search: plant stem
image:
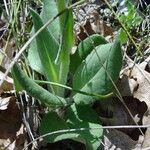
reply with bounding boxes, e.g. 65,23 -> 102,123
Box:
35,80 -> 113,99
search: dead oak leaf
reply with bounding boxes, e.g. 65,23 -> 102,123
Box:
129,65 -> 150,107
118,63 -> 150,107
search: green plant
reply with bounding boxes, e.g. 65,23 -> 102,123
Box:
117,0 -> 143,44
119,0 -> 143,30
11,0 -> 123,149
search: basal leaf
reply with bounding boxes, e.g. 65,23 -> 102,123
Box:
65,104 -> 103,150
28,30 -> 44,74
28,0 -> 60,74
28,1 -> 74,96
30,8 -> 59,93
39,112 -> 77,142
39,104 -> 103,150
77,34 -> 107,60
70,34 -> 107,73
56,0 -> 66,34
42,0 -> 60,41
73,43 -> 113,93
58,8 -> 74,96
73,40 -> 123,105
11,64 -> 67,107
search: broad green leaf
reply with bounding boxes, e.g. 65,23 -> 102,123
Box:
39,104 -> 103,150
77,34 -> 107,60
70,34 -> 107,73
65,104 -> 103,150
52,0 -> 74,95
73,43 -> 112,93
39,112 -> 77,142
28,0 -> 60,74
12,64 -> 67,107
28,30 -> 44,74
73,40 -> 123,105
28,1 -> 74,96
58,9 -> 74,96
30,8 -> 59,93
42,0 -> 60,41
56,0 -> 66,34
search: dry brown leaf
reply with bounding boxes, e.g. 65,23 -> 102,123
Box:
142,110 -> 150,148
104,129 -> 137,150
0,124 -> 25,150
94,97 -> 147,140
118,63 -> 150,106
130,67 -> 150,106
90,11 -> 114,37
76,19 -> 95,44
0,96 -> 23,150
118,61 -> 150,148
117,74 -> 138,96
1,38 -> 16,69
0,138 -> 15,150
0,96 -> 22,140
0,71 -> 13,94
15,124 -> 25,149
